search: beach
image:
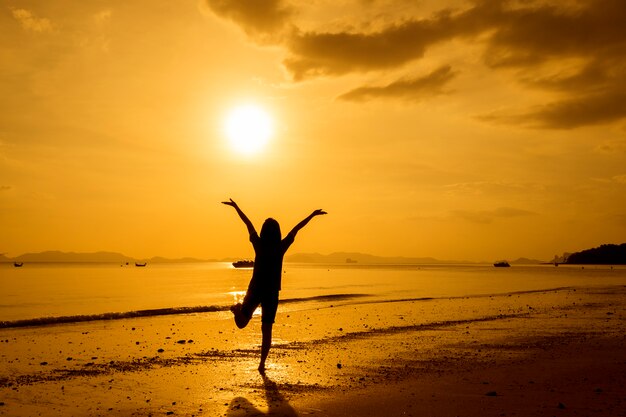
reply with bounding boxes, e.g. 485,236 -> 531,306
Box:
1,265 -> 625,416
5,0 -> 626,412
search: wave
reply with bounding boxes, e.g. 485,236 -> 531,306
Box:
0,293 -> 370,329
0,288 -> 573,329
0,306 -> 226,329
280,293 -> 369,304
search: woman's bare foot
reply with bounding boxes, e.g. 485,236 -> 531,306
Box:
230,303 -> 249,329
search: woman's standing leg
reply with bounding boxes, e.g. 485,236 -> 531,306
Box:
259,292 -> 278,373
259,322 -> 272,373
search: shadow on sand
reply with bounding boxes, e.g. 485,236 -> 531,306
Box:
226,374 -> 298,417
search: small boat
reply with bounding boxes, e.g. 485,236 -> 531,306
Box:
493,261 -> 510,267
13,262 -> 23,267
232,260 -> 254,268
135,262 -> 147,267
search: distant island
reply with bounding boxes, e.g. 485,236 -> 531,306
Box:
0,251 -> 214,264
1,250 -> 465,265
5,245 -> 623,265
286,252 -> 546,265
0,250 -> 547,265
564,243 -> 626,265
285,252 -> 452,264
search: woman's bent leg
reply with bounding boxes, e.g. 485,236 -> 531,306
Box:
232,292 -> 258,329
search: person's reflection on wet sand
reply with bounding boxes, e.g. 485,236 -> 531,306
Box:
225,374 -> 298,417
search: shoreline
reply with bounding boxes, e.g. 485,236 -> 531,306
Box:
0,284 -> 599,329
1,285 -> 625,416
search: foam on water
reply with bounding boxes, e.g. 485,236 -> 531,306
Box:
0,293 -> 368,328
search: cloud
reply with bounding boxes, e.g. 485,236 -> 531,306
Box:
480,89 -> 626,129
0,185 -> 11,192
205,0 -> 293,38
452,207 -> 537,224
279,2 -> 502,79
594,138 -> 626,154
11,8 -> 53,33
444,181 -> 545,197
284,15 -> 460,80
338,65 -> 455,102
612,175 -> 626,185
93,10 -> 112,24
480,1 -> 626,69
205,0 -> 626,128
475,0 -> 626,128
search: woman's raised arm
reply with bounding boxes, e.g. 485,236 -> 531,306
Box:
222,198 -> 257,237
286,209 -> 327,240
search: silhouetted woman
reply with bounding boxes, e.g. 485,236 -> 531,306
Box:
222,198 -> 326,372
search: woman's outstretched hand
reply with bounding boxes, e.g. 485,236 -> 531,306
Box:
287,209 -> 327,238
222,199 -> 256,234
222,198 -> 238,208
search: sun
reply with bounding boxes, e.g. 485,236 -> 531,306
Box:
224,104 -> 273,155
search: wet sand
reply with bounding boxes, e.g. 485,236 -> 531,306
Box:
1,285 -> 625,416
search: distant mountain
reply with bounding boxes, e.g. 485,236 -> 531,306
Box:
148,256 -> 215,263
509,257 -> 544,265
565,243 -> 626,264
0,250 -> 482,265
4,251 -> 213,263
12,251 -> 135,263
286,252 -> 468,264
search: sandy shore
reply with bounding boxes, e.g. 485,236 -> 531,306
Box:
1,284 -> 625,416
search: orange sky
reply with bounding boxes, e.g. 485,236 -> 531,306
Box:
1,0 -> 626,261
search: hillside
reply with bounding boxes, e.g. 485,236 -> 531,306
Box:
565,243 -> 626,264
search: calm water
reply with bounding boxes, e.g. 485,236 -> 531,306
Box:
1,262 -> 625,324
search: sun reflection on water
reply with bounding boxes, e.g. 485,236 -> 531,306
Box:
227,290 -> 263,317
228,290 -> 246,304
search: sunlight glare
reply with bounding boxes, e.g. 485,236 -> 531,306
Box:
224,105 -> 273,155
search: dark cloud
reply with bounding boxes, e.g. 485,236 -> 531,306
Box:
206,0 -> 626,128
519,60 -> 612,93
481,1 -> 626,68
338,65 -> 455,102
282,1 -> 626,78
474,1 -> 626,127
481,89 -> 626,129
281,3 -> 498,79
205,0 -> 293,38
0,185 -> 12,191
284,16 -> 460,80
452,207 -> 537,224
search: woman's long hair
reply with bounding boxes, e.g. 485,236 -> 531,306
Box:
260,218 -> 281,245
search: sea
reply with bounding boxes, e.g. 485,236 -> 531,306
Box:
1,262 -> 625,327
